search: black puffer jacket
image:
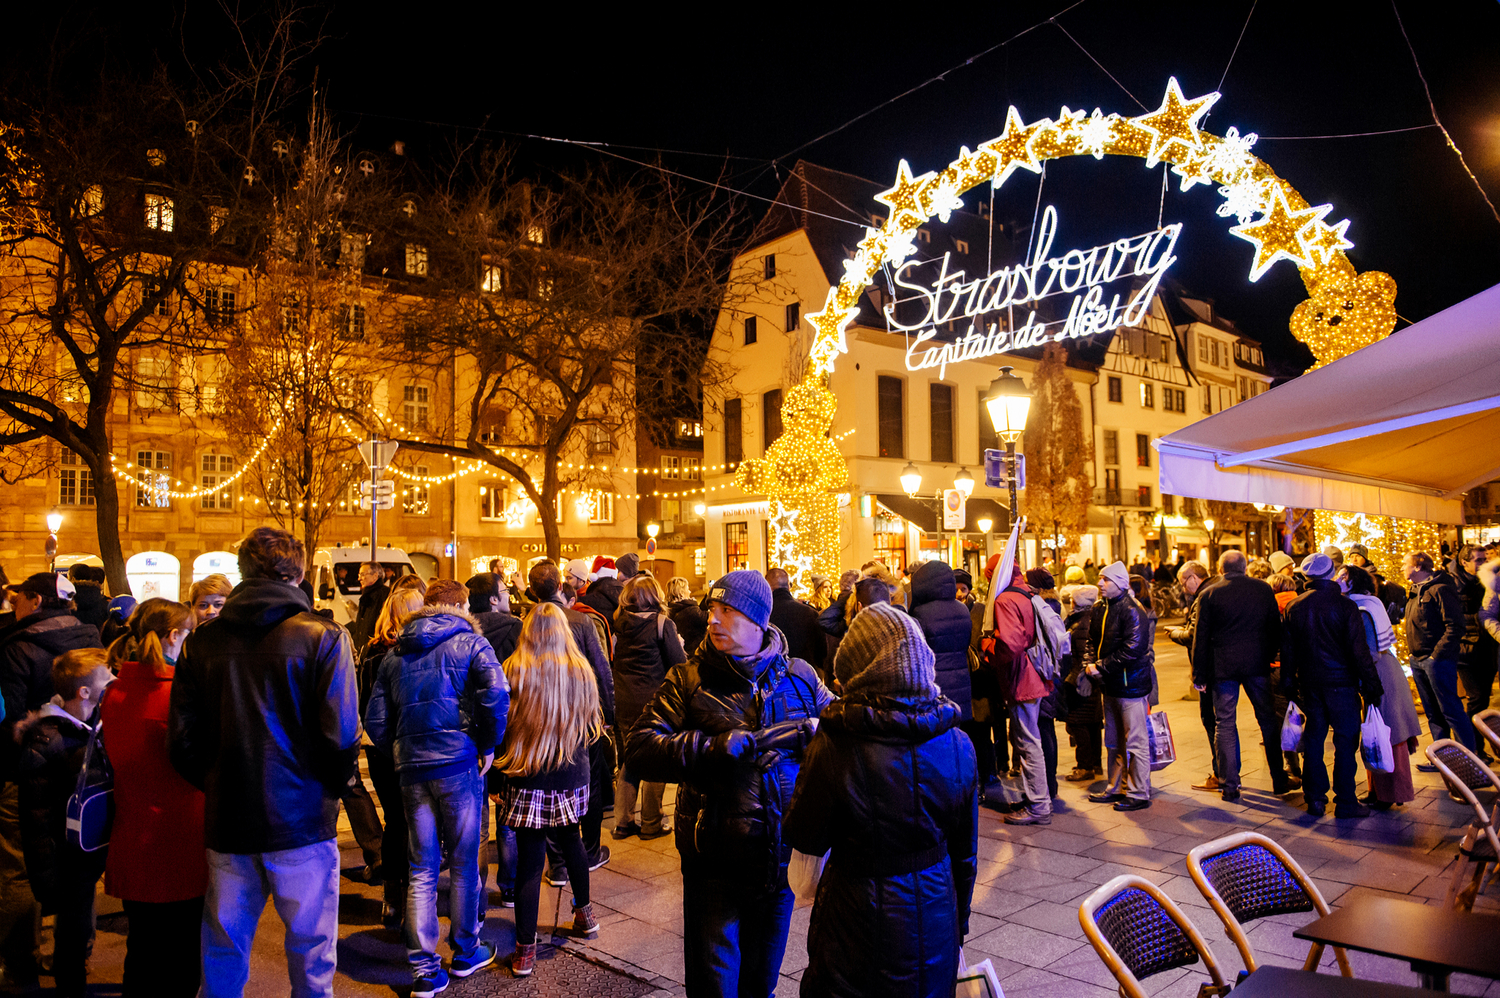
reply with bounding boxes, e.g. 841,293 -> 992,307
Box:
626,626 -> 833,888
70,582 -> 110,630
1404,571 -> 1464,663
169,578 -> 361,854
784,694 -> 977,998
668,598 -> 708,657
577,575 -> 623,619
908,561 -> 974,719
0,609 -> 103,776
1450,558 -> 1497,667
16,706 -> 103,911
611,610 -> 687,729
769,589 -> 827,677
1088,592 -> 1154,699
1281,579 -> 1382,702
365,607 -> 510,783
473,609 -> 523,664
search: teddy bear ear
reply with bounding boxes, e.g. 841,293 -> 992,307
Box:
1355,270 -> 1398,303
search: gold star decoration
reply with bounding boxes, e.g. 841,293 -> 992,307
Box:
1170,151 -> 1214,191
1129,76 -> 1220,168
1229,183 -> 1330,282
981,107 -> 1049,188
807,304 -> 856,355
874,159 -> 930,216
1303,217 -> 1354,266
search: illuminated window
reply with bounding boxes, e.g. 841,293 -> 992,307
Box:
1107,376 -> 1122,403
338,303 -> 366,341
200,453 -> 235,510
403,384 -> 429,429
955,239 -> 970,255
144,193 -> 174,232
58,450 -> 95,507
744,316 -> 757,345
675,419 -> 703,439
135,450 -> 171,508
587,491 -> 614,524
694,547 -> 706,577
724,521 -> 749,572
1103,430 -> 1118,466
209,206 -> 227,234
662,456 -> 681,480
479,483 -> 508,520
588,424 -> 613,455
1139,382 -> 1154,408
684,457 -> 701,480
79,186 -> 103,217
481,263 -> 503,294
1137,485 -> 1152,507
872,510 -> 907,576
403,467 -> 430,515
405,243 -> 428,277
135,356 -> 172,410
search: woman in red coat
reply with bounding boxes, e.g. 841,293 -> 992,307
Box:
100,598 -> 205,998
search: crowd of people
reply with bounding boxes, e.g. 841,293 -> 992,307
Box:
0,531 -> 1497,998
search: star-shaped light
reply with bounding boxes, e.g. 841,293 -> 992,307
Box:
1050,106 -> 1087,153
981,106 -> 1049,188
1129,76 -> 1220,167
1170,152 -> 1214,191
806,305 -> 855,356
808,336 -> 842,375
1229,183 -> 1328,282
875,159 -> 931,216
1303,217 -> 1354,266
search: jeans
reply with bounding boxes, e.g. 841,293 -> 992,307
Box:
1412,656 -> 1477,751
1212,676 -> 1286,794
682,875 -> 795,998
403,767 -> 483,977
1009,700 -> 1051,815
202,840 -> 340,998
1039,716 -> 1059,799
514,825 -> 590,945
1458,653 -> 1498,756
1299,685 -> 1363,807
1198,690 -> 1219,778
1103,695 -> 1151,801
123,896 -> 202,998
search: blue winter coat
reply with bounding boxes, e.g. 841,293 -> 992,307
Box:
908,561 -> 975,720
784,694 -> 978,998
365,607 -> 510,784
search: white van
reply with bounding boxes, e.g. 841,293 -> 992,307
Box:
311,545 -> 416,625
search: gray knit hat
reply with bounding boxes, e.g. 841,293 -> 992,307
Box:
834,602 -> 940,700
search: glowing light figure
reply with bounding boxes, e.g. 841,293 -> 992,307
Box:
1171,152 -> 1215,192
982,107 -> 1049,188
1304,217 -> 1355,266
1204,126 -> 1259,185
1216,176 -> 1273,224
1128,76 -> 1220,167
1228,183 -> 1329,282
1075,109 -> 1116,160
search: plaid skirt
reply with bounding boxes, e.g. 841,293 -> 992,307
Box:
496,784 -> 589,830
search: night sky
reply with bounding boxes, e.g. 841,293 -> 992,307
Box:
19,1 -> 1500,372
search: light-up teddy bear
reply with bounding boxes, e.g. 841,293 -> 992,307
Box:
735,379 -> 848,594
1290,270 -> 1398,369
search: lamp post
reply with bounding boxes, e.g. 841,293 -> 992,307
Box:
984,365 -> 1033,523
646,521 -> 660,539
1204,517 -> 1217,564
898,464 -> 984,566
45,508 -> 62,573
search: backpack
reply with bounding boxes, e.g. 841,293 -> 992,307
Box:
1026,594 -> 1072,683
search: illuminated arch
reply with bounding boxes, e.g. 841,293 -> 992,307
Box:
742,77 -> 1405,593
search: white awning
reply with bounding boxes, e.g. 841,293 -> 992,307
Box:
1155,282 -> 1500,526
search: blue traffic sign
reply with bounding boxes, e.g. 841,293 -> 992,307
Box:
984,449 -> 1026,489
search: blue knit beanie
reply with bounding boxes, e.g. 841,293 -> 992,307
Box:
707,570 -> 773,630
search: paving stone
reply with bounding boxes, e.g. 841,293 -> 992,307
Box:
966,921 -> 1085,969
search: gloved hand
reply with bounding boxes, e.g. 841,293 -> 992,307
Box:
756,718 -> 818,754
711,729 -> 755,763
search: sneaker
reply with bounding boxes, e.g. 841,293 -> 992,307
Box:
544,867 -> 569,887
1064,768 -> 1095,782
1190,774 -> 1221,792
588,846 -> 611,872
1004,808 -> 1052,825
511,942 -> 537,977
611,822 -> 641,840
451,941 -> 497,978
573,901 -> 600,938
412,968 -> 450,997
638,824 -> 673,841
499,886 -> 516,908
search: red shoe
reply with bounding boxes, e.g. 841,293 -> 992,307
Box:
511,942 -> 536,977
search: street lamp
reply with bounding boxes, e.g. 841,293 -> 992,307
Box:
953,467 -> 975,498
977,516 -> 993,534
45,507 -> 62,573
900,462 -> 923,497
646,521 -> 660,539
693,502 -> 706,517
984,365 -> 1032,519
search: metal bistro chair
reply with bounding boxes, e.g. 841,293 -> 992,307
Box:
1079,874 -> 1230,998
1425,738 -> 1500,911
1187,831 -> 1352,979
1471,708 -> 1500,760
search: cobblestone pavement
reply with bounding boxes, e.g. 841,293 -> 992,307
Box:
73,628 -> 1500,996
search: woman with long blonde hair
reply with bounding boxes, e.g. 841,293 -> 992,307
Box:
361,586 -> 426,927
495,603 -> 603,976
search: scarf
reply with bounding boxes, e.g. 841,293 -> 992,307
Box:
1349,592 -> 1396,653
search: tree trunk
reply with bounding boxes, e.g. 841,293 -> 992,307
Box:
93,461 -> 128,597
540,455 -> 562,563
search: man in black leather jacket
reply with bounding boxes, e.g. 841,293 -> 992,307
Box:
628,570 -> 832,998
1280,553 -> 1382,818
169,527 -> 361,998
1085,562 -> 1155,812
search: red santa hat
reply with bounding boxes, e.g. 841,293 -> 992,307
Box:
591,555 -> 617,579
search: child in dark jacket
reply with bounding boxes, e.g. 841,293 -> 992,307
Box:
16,647 -> 113,998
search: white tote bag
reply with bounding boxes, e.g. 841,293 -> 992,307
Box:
957,949 -> 1005,998
788,849 -> 828,901
1360,704 -> 1395,774
1281,703 -> 1306,753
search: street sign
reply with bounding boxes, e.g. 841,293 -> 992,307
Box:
942,489 -> 966,530
356,440 -> 400,469
983,449 -> 1026,489
646,537 -> 657,556
359,479 -> 396,496
358,495 -> 396,511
